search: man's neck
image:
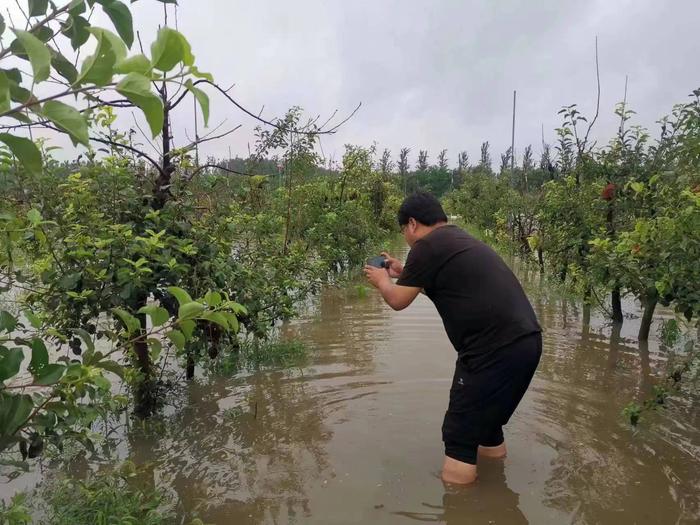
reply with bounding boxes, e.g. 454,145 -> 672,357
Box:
416,221 -> 448,238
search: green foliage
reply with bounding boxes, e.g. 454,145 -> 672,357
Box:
211,339 -> 310,375
659,318 -> 681,347
0,0 -> 212,171
0,493 -> 31,525
39,462 -> 172,525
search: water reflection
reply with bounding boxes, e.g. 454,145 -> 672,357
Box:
394,461 -> 527,524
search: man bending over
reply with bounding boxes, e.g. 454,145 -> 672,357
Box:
364,191 -> 542,484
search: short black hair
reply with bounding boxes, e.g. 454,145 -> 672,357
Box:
397,191 -> 448,226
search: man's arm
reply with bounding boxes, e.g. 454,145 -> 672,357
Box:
377,281 -> 422,310
363,265 -> 421,310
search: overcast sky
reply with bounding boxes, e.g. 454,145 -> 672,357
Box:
6,0 -> 700,168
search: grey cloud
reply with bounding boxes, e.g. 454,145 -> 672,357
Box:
5,0 -> 700,168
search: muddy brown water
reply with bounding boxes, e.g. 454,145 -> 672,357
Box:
3,256 -> 700,524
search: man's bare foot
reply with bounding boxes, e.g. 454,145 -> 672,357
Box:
441,456 -> 477,484
478,442 -> 507,459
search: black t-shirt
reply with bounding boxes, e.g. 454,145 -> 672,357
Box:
396,225 -> 541,359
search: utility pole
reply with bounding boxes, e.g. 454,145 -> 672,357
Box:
511,90 -> 516,175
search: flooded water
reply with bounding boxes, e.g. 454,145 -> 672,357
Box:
4,256 -> 700,524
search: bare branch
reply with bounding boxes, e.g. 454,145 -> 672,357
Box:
582,36 -> 601,152
187,163 -> 258,180
179,124 -> 242,152
190,79 -> 360,136
0,84 -> 114,119
0,2 -> 73,61
131,112 -> 162,157
89,135 -> 166,177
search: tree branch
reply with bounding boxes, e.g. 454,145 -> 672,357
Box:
180,124 -> 241,152
89,136 -> 166,177
187,163 -> 258,180
582,36 -> 601,152
186,79 -> 360,136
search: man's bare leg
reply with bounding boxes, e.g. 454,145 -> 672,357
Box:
478,442 -> 507,458
441,456 -> 477,484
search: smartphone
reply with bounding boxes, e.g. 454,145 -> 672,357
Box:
367,255 -> 388,268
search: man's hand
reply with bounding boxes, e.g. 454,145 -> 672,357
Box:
380,251 -> 403,278
363,264 -> 391,289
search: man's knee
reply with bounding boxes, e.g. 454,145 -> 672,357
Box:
441,455 -> 477,484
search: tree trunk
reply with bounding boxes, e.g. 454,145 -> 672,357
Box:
537,246 -> 544,273
207,323 -> 221,359
638,296 -> 657,341
186,352 -> 195,380
581,301 -> 591,340
606,198 -> 623,324
133,304 -> 155,417
611,287 -> 623,324
154,85 -> 174,210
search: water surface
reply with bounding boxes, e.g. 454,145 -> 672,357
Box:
4,257 -> 700,524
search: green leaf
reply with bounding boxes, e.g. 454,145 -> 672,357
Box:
185,79 -> 209,126
150,27 -> 193,72
179,319 -> 195,340
68,0 -> 86,16
221,312 -> 239,333
23,310 -> 41,329
42,100 -> 89,147
146,338 -> 162,361
75,28 -> 126,86
224,301 -> 248,315
200,311 -> 228,330
203,291 -> 222,307
28,0 -> 49,17
0,134 -> 42,176
115,54 -> 151,75
0,347 -> 24,382
0,71 -> 10,114
27,208 -> 42,225
115,72 -> 163,137
112,307 -> 140,335
11,30 -> 51,83
102,0 -> 133,48
178,301 -> 205,320
0,393 -> 32,437
50,49 -> 79,83
187,65 -> 213,82
0,14 -> 5,37
72,328 -> 95,354
0,311 -> 17,333
92,374 -> 111,391
34,364 -> 65,385
165,329 -> 185,350
166,286 -> 192,306
62,14 -> 90,50
137,305 -> 169,327
94,360 -> 124,379
28,338 -> 48,373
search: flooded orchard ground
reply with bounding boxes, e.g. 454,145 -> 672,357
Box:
5,257 -> 700,524
133,256 -> 699,524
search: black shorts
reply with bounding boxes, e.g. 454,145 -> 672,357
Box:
442,332 -> 542,465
